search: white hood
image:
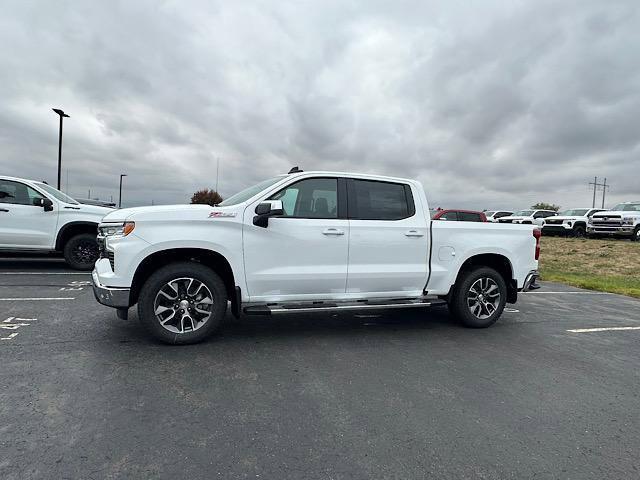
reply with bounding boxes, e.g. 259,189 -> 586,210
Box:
101,204 -> 236,223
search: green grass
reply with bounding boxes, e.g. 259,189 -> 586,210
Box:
539,237 -> 640,298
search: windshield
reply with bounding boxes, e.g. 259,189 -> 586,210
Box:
514,210 -> 533,216
218,176 -> 285,206
35,182 -> 79,204
611,203 -> 640,212
559,209 -> 589,216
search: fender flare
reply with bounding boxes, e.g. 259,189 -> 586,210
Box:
55,221 -> 99,251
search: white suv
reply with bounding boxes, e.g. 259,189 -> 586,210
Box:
498,209 -> 557,226
0,176 -> 113,269
542,208 -> 604,237
588,202 -> 640,241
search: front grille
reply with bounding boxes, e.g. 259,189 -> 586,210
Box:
499,219 -> 513,223
545,219 -> 563,225
107,251 -> 115,271
591,220 -> 623,227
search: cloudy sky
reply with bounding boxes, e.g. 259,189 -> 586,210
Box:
1,0 -> 638,210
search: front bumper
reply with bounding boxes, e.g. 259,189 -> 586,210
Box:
587,226 -> 634,236
542,224 -> 571,234
92,270 -> 130,308
521,270 -> 539,291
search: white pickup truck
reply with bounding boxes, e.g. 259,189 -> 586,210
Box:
0,176 -> 112,269
92,170 -> 540,344
587,201 -> 640,240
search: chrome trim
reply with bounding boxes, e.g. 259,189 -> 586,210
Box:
521,270 -> 539,291
92,270 -> 130,308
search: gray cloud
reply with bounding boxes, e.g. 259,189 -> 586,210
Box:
0,0 -> 638,210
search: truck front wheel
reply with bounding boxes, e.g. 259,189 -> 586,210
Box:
63,233 -> 100,270
448,267 -> 507,328
137,262 -> 227,344
632,226 -> 640,242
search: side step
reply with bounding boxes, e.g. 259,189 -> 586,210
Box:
243,297 -> 447,316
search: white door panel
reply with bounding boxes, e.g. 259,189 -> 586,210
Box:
0,204 -> 58,248
243,217 -> 349,300
347,219 -> 428,294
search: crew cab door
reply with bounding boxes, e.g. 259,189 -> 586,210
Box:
346,179 -> 429,296
243,177 -> 349,301
0,179 -> 58,249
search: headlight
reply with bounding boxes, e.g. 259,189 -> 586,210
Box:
622,217 -> 634,225
98,221 -> 135,237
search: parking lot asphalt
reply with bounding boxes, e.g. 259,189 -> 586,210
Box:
1,258 -> 639,479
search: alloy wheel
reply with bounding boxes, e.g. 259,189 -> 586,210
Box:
467,277 -> 501,319
153,277 -> 214,334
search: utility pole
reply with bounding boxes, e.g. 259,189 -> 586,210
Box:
589,176 -> 598,208
215,157 -> 220,193
52,109 -> 70,190
119,174 -> 127,208
588,177 -> 610,208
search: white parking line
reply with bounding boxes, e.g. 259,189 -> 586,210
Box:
528,291 -> 610,295
567,326 -> 640,333
0,297 -> 75,301
0,272 -> 90,275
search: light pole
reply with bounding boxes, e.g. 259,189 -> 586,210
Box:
52,108 -> 70,190
119,174 -> 127,208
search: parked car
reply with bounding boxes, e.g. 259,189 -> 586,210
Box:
484,210 -> 513,223
0,176 -> 111,269
498,209 -> 557,226
431,209 -> 487,222
92,169 -> 540,344
542,208 -> 604,237
587,201 -> 640,241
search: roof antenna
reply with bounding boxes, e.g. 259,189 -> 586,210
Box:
288,166 -> 303,174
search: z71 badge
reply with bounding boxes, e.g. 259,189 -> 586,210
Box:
209,211 -> 236,218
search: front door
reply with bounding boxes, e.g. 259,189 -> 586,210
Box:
346,179 -> 429,297
243,177 -> 349,301
0,179 -> 58,249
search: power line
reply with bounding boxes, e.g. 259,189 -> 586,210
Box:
588,177 -> 610,208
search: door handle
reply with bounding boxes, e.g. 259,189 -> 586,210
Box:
322,228 -> 345,236
405,230 -> 424,237
0,208 -> 8,212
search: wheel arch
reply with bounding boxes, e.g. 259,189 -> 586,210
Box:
130,248 -> 239,317
55,221 -> 99,251
451,253 -> 517,303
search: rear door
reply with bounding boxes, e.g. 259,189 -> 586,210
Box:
346,179 -> 428,296
0,179 -> 58,249
243,177 -> 349,301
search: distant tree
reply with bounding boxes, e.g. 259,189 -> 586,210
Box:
531,202 -> 560,212
191,189 -> 223,206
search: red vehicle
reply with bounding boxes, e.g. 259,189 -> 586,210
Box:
430,209 -> 487,222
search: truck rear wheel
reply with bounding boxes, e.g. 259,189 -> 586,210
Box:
137,262 -> 227,345
448,267 -> 507,328
632,226 -> 640,242
63,233 -> 99,270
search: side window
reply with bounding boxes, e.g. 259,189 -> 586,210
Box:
496,212 -> 511,219
544,212 -> 556,218
458,212 -> 481,222
439,211 -> 458,221
0,180 -> 42,206
349,180 -> 413,221
268,178 -> 338,218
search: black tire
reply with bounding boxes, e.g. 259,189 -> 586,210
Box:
632,226 -> 640,242
572,225 -> 586,238
63,233 -> 99,270
448,266 -> 507,328
137,262 -> 227,345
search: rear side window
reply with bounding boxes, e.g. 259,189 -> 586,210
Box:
348,179 -> 414,220
458,212 -> 482,222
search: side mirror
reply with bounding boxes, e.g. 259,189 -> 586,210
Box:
33,197 -> 54,212
253,200 -> 284,228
